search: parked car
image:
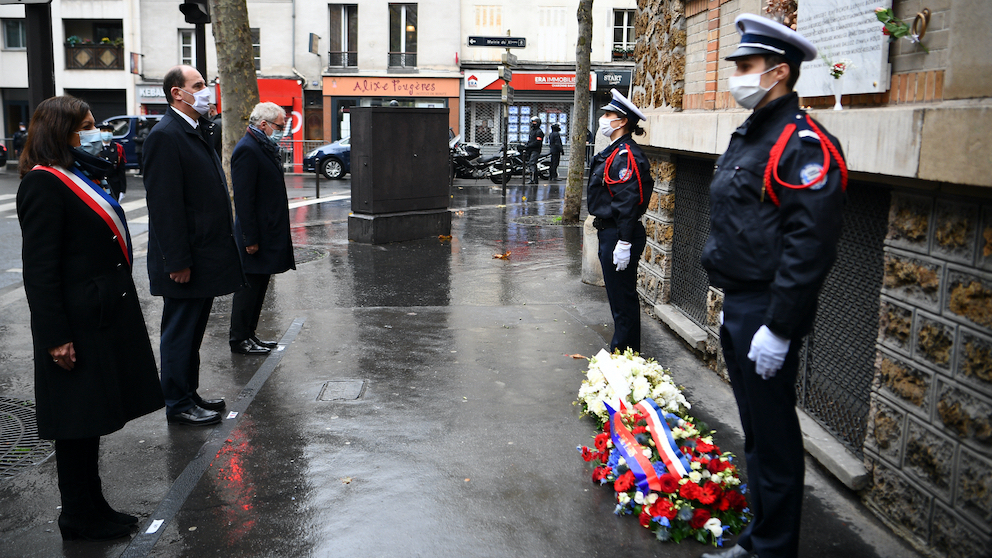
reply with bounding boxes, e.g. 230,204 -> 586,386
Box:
303,137 -> 351,179
0,142 -> 7,167
99,114 -> 162,169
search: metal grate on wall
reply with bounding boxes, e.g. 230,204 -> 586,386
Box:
669,156 -> 715,327
797,181 -> 891,458
0,397 -> 54,478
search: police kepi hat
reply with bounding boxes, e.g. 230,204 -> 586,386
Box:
726,13 -> 817,64
600,88 -> 646,122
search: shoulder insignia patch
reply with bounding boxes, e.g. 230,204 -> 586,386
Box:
619,168 -> 632,181
800,163 -> 827,190
797,129 -> 820,142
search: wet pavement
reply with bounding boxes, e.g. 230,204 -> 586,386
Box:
0,170 -> 921,558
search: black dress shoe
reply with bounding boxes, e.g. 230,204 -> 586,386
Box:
231,339 -> 271,355
192,393 -> 226,411
167,405 -> 221,426
700,544 -> 753,558
59,513 -> 132,541
250,335 -> 278,349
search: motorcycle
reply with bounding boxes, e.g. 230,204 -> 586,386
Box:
449,135 -> 490,179
487,143 -> 551,184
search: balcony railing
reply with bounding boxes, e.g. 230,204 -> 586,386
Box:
388,52 -> 417,68
66,44 -> 124,70
327,51 -> 358,68
611,49 -> 635,62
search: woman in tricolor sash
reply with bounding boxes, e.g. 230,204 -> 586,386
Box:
16,96 -> 164,541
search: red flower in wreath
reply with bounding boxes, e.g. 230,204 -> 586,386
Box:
658,473 -> 680,494
581,447 -> 595,462
695,440 -> 719,454
594,433 -> 610,451
725,490 -> 748,512
708,458 -> 731,474
689,508 -> 711,529
651,498 -> 678,520
632,425 -> 648,435
614,470 -> 635,493
698,481 -> 722,505
715,495 -> 731,511
639,510 -> 653,528
592,466 -> 612,483
679,481 -> 702,501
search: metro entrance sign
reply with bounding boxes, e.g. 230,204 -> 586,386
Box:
468,36 -> 527,48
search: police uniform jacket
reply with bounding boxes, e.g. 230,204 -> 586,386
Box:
701,92 -> 846,340
100,142 -> 128,198
17,166 -> 164,440
231,129 -> 296,275
549,130 -> 564,154
587,134 -> 654,242
525,125 -> 545,155
143,109 -> 246,299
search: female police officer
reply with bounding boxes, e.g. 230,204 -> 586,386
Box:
587,89 -> 653,354
699,14 -> 847,558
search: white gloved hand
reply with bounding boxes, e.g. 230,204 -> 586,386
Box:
612,240 -> 632,271
118,192 -> 125,203
747,325 -> 790,380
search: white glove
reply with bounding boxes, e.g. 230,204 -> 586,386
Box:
747,325 -> 790,380
118,192 -> 125,203
612,240 -> 632,271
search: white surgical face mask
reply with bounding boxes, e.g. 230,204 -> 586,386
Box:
76,129 -> 103,155
598,116 -> 620,138
728,64 -> 783,110
180,87 -> 211,116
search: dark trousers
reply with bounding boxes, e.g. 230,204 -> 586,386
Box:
550,151 -> 561,179
527,151 -> 540,182
230,273 -> 270,343
721,290 -> 804,558
55,437 -> 100,515
597,223 -> 646,353
160,296 -> 214,415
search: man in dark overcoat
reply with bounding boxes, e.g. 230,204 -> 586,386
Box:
143,65 -> 246,426
229,101 -> 296,353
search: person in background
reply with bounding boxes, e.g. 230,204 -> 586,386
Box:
548,123 -> 563,181
208,103 -> 222,158
134,119 -> 151,175
98,124 -> 127,202
143,65 -> 246,427
587,89 -> 653,354
698,14 -> 847,558
16,96 -> 164,541
229,102 -> 296,355
524,116 -> 545,184
12,121 -> 28,157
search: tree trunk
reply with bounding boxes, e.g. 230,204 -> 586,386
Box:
563,0 -> 593,224
209,0 -> 259,192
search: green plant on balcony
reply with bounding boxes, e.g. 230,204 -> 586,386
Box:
66,35 -> 82,46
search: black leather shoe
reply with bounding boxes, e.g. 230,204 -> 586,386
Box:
167,405 -> 221,426
231,339 -> 271,355
700,545 -> 753,558
59,513 -> 132,541
250,336 -> 278,349
192,393 -> 226,411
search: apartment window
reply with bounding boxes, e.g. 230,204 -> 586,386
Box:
328,5 -> 358,67
179,29 -> 195,66
388,3 -> 417,68
613,9 -> 635,60
251,28 -> 260,72
537,7 -> 566,62
3,19 -> 26,50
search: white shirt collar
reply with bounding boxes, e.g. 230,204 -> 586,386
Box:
171,105 -> 199,129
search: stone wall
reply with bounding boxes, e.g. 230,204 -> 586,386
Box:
864,190 -> 992,557
631,0 -> 687,111
637,154 -> 676,308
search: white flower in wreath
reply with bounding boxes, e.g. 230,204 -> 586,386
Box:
618,492 -> 631,505
688,471 -> 702,483
646,493 -> 659,505
586,367 -> 605,385
631,376 -> 651,402
634,491 -> 645,504
704,518 -> 723,538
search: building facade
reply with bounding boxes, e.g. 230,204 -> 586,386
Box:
631,0 -> 992,556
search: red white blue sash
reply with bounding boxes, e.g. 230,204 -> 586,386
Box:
35,165 -> 132,266
635,399 -> 691,478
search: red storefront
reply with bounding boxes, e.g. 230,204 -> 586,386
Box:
216,78 -> 305,171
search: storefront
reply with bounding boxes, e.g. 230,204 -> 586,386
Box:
462,71 -> 595,153
321,76 -> 460,142
137,84 -> 168,115
592,69 -> 632,110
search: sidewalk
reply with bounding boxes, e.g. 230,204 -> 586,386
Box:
0,178 -> 922,558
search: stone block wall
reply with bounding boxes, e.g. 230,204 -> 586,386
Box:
631,0 -> 687,111
864,190 -> 992,557
637,154 -> 677,307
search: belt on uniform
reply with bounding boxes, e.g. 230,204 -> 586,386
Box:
593,217 -> 616,230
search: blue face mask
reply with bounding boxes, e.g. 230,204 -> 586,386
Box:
77,129 -> 103,155
268,129 -> 285,144
100,131 -> 113,143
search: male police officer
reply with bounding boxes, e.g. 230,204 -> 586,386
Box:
699,14 -> 847,558
524,116 -> 545,183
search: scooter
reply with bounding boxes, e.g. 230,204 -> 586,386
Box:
487,143 -> 551,184
449,135 -> 490,179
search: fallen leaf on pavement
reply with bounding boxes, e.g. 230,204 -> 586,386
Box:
493,251 -> 511,260
568,354 -> 588,359
340,477 -> 352,484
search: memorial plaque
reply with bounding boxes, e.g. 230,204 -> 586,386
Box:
795,0 -> 891,97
